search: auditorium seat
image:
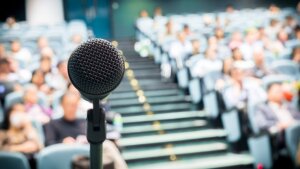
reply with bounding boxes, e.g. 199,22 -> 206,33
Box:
0,152 -> 31,169
36,144 -> 89,169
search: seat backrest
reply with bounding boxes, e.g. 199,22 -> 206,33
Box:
4,91 -> 49,109
248,135 -> 273,169
4,92 -> 23,109
188,78 -> 202,104
285,123 -> 300,164
0,152 -> 31,169
221,110 -> 241,142
37,144 -> 89,169
270,60 -> 300,78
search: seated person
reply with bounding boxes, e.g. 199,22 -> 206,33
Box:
291,46 -> 300,65
0,58 -> 16,106
255,83 -> 300,133
0,103 -> 42,154
23,85 -> 52,124
44,92 -> 127,168
44,92 -> 86,146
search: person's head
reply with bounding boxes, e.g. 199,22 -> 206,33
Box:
31,69 -> 46,87
226,4 -> 234,13
37,36 -> 48,50
140,10 -> 149,18
231,31 -> 242,41
57,60 -> 68,79
165,20 -> 174,33
183,24 -> 191,35
6,17 -> 16,28
267,83 -> 284,104
2,103 -> 29,130
269,4 -> 280,13
191,39 -> 200,51
277,29 -> 288,42
253,49 -> 265,66
61,92 -> 80,121
270,19 -> 279,27
222,57 -> 233,75
23,85 -> 39,105
0,44 -> 6,58
229,63 -> 244,82
285,15 -> 296,27
71,34 -> 82,44
10,40 -> 21,53
0,58 -> 10,75
154,7 -> 162,16
205,47 -> 217,60
177,31 -> 186,43
294,25 -> 300,39
39,56 -> 52,73
292,46 -> 300,63
232,48 -> 243,61
215,27 -> 224,40
208,36 -> 218,48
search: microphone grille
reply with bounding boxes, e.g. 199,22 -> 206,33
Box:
68,38 -> 125,99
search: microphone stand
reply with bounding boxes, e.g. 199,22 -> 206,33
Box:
87,100 -> 106,169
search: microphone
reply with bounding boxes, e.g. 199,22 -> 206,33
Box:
68,38 -> 125,101
67,38 -> 125,169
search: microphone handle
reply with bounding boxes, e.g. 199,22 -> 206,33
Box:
90,143 -> 103,169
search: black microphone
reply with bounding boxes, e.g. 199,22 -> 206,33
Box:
67,38 -> 125,169
68,38 -> 125,101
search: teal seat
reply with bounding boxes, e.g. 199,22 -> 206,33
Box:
36,144 -> 89,169
221,110 -> 241,142
285,123 -> 300,165
176,68 -> 189,89
203,91 -> 219,118
248,135 -> 273,169
270,60 -> 300,79
188,78 -> 202,104
0,151 -> 31,169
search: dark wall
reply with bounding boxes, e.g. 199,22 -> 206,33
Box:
64,0 -> 111,38
0,0 -> 25,21
111,0 -> 297,39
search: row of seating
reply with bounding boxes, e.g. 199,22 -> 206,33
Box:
135,6 -> 300,169
0,144 -> 89,169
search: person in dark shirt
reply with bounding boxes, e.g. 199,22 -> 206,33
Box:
44,92 -> 86,146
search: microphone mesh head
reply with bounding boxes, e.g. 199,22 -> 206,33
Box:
68,38 -> 125,100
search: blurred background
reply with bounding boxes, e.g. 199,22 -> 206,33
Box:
0,0 -> 300,169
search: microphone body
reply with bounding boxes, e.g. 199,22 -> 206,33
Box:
67,38 -> 125,169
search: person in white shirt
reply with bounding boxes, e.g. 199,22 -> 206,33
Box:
9,40 -> 32,69
169,31 -> 192,69
192,47 -> 222,78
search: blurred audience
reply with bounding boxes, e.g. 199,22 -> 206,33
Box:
0,104 -> 42,154
44,92 -> 85,146
255,83 -> 300,133
23,85 -> 52,124
9,40 -> 32,69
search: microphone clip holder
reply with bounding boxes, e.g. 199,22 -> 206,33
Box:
87,99 -> 106,144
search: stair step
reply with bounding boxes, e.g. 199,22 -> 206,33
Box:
129,153 -> 253,169
112,102 -> 192,116
109,89 -> 181,100
129,64 -> 159,70
120,129 -> 226,148
114,83 -> 178,92
110,95 -> 188,108
122,111 -> 205,124
123,141 -> 228,162
122,120 -> 207,137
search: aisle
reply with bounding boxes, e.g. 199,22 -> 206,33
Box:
108,40 -> 253,169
